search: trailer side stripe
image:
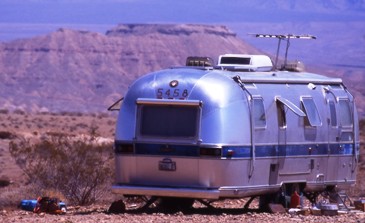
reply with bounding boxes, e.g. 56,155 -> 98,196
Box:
116,143 -> 355,158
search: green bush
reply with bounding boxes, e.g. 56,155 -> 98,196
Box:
9,132 -> 114,206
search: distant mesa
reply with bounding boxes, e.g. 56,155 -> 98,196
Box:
0,24 -> 259,113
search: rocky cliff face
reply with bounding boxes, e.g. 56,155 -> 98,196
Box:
0,24 -> 261,113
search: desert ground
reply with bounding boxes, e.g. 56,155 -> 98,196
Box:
1,111 -> 365,222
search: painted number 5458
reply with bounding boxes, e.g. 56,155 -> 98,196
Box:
156,88 -> 188,98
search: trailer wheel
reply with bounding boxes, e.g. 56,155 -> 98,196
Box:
108,199 -> 126,214
158,197 -> 195,211
259,194 -> 277,212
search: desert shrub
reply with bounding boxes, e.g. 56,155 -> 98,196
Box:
0,185 -> 34,208
60,111 -> 84,117
38,111 -> 50,115
60,111 -> 69,116
13,109 -> 25,115
0,178 -> 10,187
76,122 -> 89,129
9,132 -> 114,206
0,109 -> 9,114
0,131 -> 15,139
107,120 -> 116,125
97,113 -> 109,119
360,119 -> 365,132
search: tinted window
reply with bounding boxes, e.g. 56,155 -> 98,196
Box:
329,101 -> 337,127
340,132 -> 353,141
277,101 -> 286,128
140,105 -> 199,138
302,98 -> 321,127
338,99 -> 352,127
253,98 -> 266,128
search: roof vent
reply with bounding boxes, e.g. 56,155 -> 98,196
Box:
186,56 -> 214,67
217,54 -> 273,72
281,60 -> 305,72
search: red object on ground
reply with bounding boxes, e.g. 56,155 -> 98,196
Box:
290,191 -> 300,208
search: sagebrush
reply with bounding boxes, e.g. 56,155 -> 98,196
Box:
9,132 -> 114,205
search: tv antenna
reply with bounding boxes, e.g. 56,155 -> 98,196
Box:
250,34 -> 316,70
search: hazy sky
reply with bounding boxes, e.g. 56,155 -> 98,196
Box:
1,0 -> 364,27
0,0 -> 365,24
1,0 -> 364,66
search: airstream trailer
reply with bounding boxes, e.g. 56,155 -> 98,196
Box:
110,35 -> 359,210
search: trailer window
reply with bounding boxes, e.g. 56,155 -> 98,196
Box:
276,97 -> 306,128
338,99 -> 352,127
253,98 -> 266,128
329,100 -> 337,127
139,105 -> 199,138
276,97 -> 306,117
301,97 -> 321,127
340,132 -> 353,141
277,101 -> 286,128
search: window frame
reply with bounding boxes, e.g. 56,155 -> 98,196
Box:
135,99 -> 202,143
276,100 -> 287,128
301,97 -> 322,127
338,98 -> 353,128
252,96 -> 267,129
275,96 -> 306,129
328,100 -> 337,127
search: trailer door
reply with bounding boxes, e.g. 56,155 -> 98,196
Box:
275,97 -> 306,179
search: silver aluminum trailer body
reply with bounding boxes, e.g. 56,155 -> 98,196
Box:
112,66 -> 359,201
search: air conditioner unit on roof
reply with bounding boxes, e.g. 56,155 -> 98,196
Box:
217,54 -> 273,72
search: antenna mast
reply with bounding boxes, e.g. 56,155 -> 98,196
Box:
252,34 -> 316,70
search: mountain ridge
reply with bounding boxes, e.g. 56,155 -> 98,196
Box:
0,24 -> 263,113
0,23 -> 364,117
